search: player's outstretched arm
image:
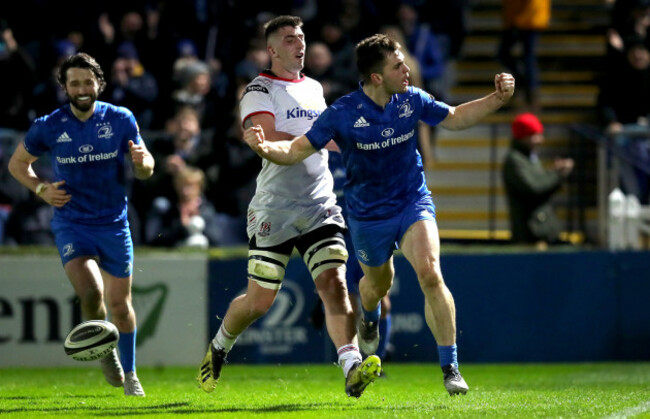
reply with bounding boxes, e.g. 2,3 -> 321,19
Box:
244,125 -> 317,165
439,73 -> 515,131
129,140 -> 155,180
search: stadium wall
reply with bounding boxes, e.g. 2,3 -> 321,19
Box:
0,254 -> 208,367
1,250 -> 648,366
209,250 -> 650,364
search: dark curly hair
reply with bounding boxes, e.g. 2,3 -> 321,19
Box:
57,52 -> 106,95
356,34 -> 402,83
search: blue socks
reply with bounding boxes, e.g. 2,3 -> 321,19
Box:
437,344 -> 458,368
362,302 -> 381,323
377,314 -> 392,359
118,329 -> 136,373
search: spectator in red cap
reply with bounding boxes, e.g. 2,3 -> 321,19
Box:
502,113 -> 574,246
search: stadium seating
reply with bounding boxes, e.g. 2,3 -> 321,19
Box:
431,0 -> 610,243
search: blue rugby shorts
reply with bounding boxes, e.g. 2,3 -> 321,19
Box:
51,218 -> 134,278
347,196 -> 436,267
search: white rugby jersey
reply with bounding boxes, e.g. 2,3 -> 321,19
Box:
240,71 -> 335,209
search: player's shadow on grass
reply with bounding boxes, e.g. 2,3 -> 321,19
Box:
1,400 -> 450,416
0,403 -> 191,416
101,403 -> 446,415
91,405 -> 392,416
0,394 -> 108,401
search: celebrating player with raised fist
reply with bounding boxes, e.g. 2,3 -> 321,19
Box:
244,33 -> 514,396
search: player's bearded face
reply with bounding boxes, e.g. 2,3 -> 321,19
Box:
67,89 -> 98,112
64,68 -> 99,112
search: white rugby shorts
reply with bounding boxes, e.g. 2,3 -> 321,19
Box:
247,201 -> 346,248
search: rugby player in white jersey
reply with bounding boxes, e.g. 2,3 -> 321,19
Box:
197,15 -> 380,398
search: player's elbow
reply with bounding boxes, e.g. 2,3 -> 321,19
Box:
440,113 -> 467,131
7,156 -> 27,181
7,158 -> 18,179
439,108 -> 462,131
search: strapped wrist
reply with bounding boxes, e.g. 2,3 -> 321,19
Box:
35,182 -> 47,197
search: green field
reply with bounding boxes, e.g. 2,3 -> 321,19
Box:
2,363 -> 650,418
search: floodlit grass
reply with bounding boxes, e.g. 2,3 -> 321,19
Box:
1,363 -> 650,418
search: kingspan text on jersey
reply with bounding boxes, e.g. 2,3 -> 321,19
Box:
286,107 -> 322,120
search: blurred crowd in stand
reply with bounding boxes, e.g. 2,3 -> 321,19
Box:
3,0 -> 649,247
600,0 -> 650,204
0,0 -> 468,247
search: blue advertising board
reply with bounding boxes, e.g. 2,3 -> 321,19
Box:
208,250 -> 650,364
207,256 -> 439,364
208,258 -> 335,364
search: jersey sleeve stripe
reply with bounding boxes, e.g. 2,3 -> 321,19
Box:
242,111 -> 275,128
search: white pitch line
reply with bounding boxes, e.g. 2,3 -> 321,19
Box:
603,401 -> 650,419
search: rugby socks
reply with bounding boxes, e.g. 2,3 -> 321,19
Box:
212,324 -> 238,352
361,301 -> 381,323
337,344 -> 363,377
377,314 -> 392,359
438,344 -> 458,368
118,329 -> 136,373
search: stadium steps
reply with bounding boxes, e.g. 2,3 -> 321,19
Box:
430,0 -> 609,242
451,85 -> 598,109
461,34 -> 606,58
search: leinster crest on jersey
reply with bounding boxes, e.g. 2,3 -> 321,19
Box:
97,122 -> 114,139
398,102 -> 413,118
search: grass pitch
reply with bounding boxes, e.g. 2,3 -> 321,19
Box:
1,363 -> 650,418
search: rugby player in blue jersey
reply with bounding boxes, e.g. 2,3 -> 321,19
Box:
326,150 -> 393,360
244,34 -> 515,396
8,53 -> 154,396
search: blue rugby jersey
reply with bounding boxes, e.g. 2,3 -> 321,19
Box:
328,149 -> 347,210
306,86 -> 449,220
24,101 -> 142,224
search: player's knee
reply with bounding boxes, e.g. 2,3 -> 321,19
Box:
361,273 -> 392,298
247,250 -> 290,291
246,296 -> 275,319
316,274 -> 352,315
418,267 -> 445,292
106,299 -> 132,321
315,270 -> 348,299
77,286 -> 103,310
376,280 -> 393,297
303,236 -> 348,280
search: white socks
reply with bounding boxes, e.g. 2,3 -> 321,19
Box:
212,324 -> 238,352
337,344 -> 362,377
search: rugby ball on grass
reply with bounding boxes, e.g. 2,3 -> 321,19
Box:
64,320 -> 119,361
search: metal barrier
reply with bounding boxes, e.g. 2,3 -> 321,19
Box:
571,123 -> 650,248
